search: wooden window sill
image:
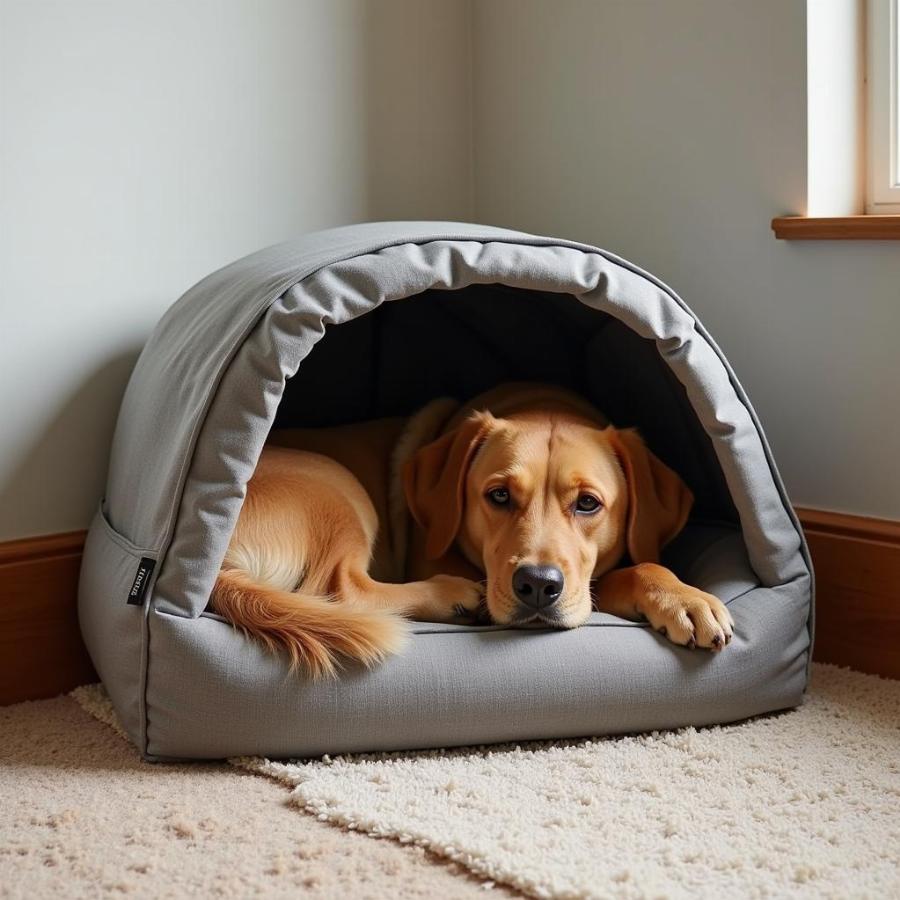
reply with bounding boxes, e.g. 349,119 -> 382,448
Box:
772,215 -> 900,240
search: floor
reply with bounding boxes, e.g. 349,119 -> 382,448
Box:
0,695 -> 515,899
4,670 -> 898,899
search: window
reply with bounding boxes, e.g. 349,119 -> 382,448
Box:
868,0 -> 900,212
774,1 -> 900,236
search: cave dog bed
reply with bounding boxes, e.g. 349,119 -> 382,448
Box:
78,222 -> 813,761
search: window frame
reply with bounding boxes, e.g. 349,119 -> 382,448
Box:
867,0 -> 900,213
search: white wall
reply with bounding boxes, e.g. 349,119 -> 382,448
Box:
0,0 -> 471,540
472,0 -> 900,519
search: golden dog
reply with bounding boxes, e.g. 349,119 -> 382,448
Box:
212,384 -> 733,676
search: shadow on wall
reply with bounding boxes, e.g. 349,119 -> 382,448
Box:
0,348 -> 143,541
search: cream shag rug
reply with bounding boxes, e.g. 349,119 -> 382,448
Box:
74,664 -> 900,899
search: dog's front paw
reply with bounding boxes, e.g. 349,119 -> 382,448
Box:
423,575 -> 488,624
645,586 -> 734,652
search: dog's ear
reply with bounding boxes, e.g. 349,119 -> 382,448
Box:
403,413 -> 493,560
609,428 -> 693,564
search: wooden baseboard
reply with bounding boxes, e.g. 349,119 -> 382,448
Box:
795,507 -> 900,680
0,507 -> 896,706
0,529 -> 95,705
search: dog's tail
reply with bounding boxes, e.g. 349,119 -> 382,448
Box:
211,568 -> 408,678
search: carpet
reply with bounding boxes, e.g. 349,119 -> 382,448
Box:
73,664 -> 900,899
0,694 -> 512,899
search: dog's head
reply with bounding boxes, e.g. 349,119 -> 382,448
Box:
404,412 -> 692,628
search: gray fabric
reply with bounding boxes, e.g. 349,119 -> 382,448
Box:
105,224 -> 530,552
77,221 -> 813,760
151,532 -> 808,759
78,507 -> 148,744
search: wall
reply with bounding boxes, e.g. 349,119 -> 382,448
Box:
472,0 -> 900,519
0,0 -> 471,540
3,0 -> 898,541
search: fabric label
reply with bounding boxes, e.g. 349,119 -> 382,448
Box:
127,557 -> 156,606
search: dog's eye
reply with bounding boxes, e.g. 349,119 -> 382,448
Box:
575,494 -> 602,514
486,487 -> 510,507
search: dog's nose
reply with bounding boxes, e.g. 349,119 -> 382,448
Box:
512,565 -> 564,609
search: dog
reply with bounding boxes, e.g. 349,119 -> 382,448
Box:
211,383 -> 733,676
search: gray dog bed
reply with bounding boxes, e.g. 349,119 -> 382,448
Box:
78,221 -> 813,761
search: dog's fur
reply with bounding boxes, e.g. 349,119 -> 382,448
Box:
211,384 -> 733,676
